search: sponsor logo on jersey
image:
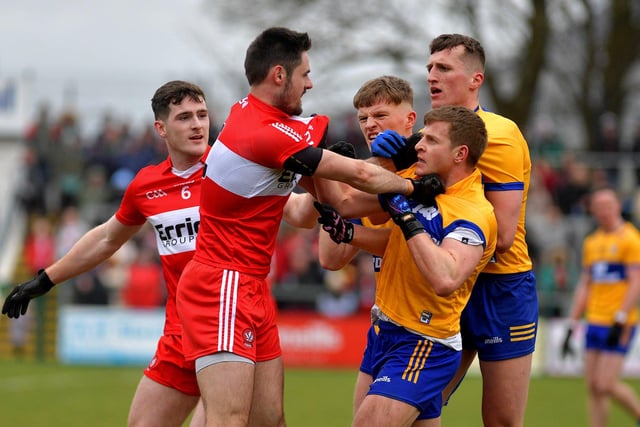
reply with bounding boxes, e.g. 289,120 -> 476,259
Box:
277,170 -> 297,190
146,189 -> 168,199
148,207 -> 200,256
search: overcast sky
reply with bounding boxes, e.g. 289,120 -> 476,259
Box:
0,0 -> 217,135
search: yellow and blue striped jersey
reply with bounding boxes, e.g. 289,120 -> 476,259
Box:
583,222 -> 640,325
477,107 -> 532,274
376,169 -> 497,340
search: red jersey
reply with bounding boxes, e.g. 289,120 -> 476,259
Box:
115,157 -> 204,335
194,94 -> 329,277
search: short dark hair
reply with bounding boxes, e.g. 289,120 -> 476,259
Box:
352,75 -> 414,109
151,80 -> 206,120
429,34 -> 485,71
423,106 -> 487,166
244,27 -> 312,86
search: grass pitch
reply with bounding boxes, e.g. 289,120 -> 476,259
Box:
1,360 -> 639,426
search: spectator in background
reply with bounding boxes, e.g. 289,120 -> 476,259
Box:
554,154 -> 592,216
562,186 -> 640,427
316,262 -> 359,317
49,110 -> 84,211
275,225 -> 324,290
71,268 -> 110,305
21,104 -> 54,215
121,245 -> 165,308
23,216 -> 56,276
77,165 -> 114,226
54,206 -> 90,304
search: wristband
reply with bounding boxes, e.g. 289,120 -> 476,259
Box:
614,311 -> 628,324
396,212 -> 425,241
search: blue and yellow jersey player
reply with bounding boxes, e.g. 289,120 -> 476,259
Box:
563,187 -> 640,426
310,75 -> 422,414
371,33 -> 537,426
316,105 -> 498,425
428,34 -> 537,427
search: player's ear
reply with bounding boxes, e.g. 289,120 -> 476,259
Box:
154,120 -> 166,138
454,145 -> 469,163
470,71 -> 484,89
271,65 -> 286,85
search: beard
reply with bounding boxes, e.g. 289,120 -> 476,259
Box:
274,79 -> 303,116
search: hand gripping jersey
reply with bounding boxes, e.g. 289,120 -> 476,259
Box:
583,222 -> 640,326
375,169 -> 497,346
195,94 -> 329,276
476,107 -> 532,274
115,158 -> 204,335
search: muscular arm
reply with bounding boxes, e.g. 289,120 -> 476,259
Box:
313,149 -> 412,200
406,235 -> 484,297
45,215 -> 142,284
485,189 -> 522,252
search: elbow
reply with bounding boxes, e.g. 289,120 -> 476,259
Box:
318,256 -> 347,271
433,279 -> 458,297
496,235 -> 515,253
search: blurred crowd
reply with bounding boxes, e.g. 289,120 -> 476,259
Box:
14,104 -> 640,318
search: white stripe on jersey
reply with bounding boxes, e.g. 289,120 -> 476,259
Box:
205,141 -> 302,197
218,269 -> 239,352
147,207 -> 200,256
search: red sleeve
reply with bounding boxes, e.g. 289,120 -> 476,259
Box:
114,174 -> 146,226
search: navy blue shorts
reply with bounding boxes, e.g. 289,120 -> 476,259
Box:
363,321 -> 461,420
359,324 -> 378,376
460,271 -> 538,361
585,324 -> 636,354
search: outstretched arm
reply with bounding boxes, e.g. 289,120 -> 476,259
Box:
3,215 -> 141,318
46,215 -> 142,283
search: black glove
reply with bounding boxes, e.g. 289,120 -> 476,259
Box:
379,193 -> 425,240
371,130 -> 420,170
561,327 -> 574,359
408,174 -> 445,207
328,141 -> 357,159
314,201 -> 354,244
2,269 -> 55,319
606,322 -> 624,347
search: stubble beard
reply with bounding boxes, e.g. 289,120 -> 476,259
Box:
275,80 -> 303,116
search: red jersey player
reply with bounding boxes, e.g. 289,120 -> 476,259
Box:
3,80 -> 208,427
176,27 -> 442,427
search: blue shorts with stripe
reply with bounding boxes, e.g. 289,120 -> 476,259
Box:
585,324 -> 637,354
361,320 -> 460,420
461,270 -> 538,361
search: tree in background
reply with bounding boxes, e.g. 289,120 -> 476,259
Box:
199,0 -> 640,150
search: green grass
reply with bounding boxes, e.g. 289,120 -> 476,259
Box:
1,360 -> 639,426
